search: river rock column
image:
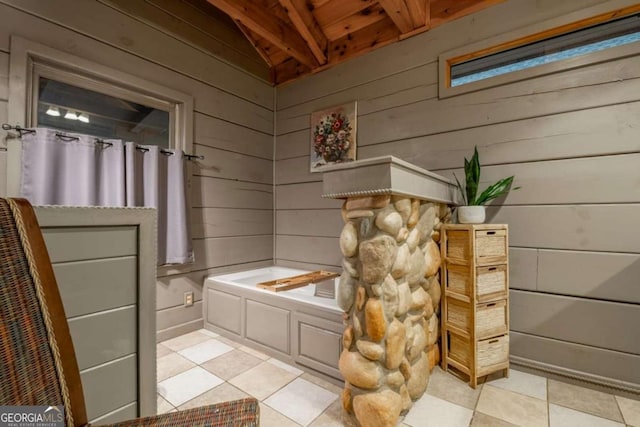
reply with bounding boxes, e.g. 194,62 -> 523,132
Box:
337,195 -> 451,427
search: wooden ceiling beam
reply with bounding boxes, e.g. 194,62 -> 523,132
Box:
273,57 -> 310,85
323,4 -> 387,41
278,0 -> 328,64
314,0 -> 375,27
234,21 -> 274,67
325,16 -> 400,66
405,0 -> 427,29
425,0 -> 431,28
378,0 -> 414,33
207,0 -> 319,68
398,0 -> 430,39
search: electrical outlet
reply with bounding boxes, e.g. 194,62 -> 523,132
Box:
184,291 -> 194,307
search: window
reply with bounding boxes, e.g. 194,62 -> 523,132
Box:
439,5 -> 640,97
451,14 -> 640,87
37,76 -> 171,147
7,37 -> 193,196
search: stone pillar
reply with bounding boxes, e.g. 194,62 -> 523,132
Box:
337,195 -> 451,427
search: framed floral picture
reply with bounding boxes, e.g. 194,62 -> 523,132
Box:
310,102 -> 357,172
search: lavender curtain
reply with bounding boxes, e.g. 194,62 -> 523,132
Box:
125,143 -> 193,265
20,128 -> 125,206
20,128 -> 193,265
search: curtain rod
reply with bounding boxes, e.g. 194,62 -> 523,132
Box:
1,123 -> 204,160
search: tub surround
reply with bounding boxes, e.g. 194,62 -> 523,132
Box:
204,267 -> 344,383
322,156 -> 457,427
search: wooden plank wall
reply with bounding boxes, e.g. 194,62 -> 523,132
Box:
0,0 -> 275,341
274,0 -> 640,389
43,225 -> 139,423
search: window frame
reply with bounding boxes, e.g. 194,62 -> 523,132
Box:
7,36 -> 194,197
438,4 -> 640,99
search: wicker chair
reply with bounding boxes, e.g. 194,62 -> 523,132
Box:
0,198 -> 259,426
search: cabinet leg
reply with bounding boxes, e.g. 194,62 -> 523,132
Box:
504,367 -> 510,378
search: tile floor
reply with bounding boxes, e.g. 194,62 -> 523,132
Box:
156,329 -> 640,426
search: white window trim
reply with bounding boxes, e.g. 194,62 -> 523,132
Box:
438,2 -> 640,99
7,36 -> 194,196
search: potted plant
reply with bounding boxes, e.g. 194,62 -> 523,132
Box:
454,146 -> 519,224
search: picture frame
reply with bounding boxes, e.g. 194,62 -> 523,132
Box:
309,102 -> 357,172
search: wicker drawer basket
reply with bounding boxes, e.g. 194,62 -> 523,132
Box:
476,300 -> 508,339
477,335 -> 509,376
445,227 -> 507,266
475,229 -> 507,263
448,331 -> 471,367
447,332 -> 510,378
446,298 -> 508,339
476,265 -> 508,302
446,298 -> 471,333
444,264 -> 507,302
445,230 -> 471,260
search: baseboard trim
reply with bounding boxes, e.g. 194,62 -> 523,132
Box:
156,318 -> 203,343
510,355 -> 640,397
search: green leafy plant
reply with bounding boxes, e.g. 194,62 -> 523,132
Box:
453,146 -> 519,205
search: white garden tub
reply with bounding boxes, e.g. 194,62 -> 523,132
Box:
213,266 -> 341,310
204,266 -> 344,382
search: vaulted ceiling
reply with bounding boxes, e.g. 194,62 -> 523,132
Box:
206,0 -> 505,84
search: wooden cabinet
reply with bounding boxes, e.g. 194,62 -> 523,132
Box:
441,224 -> 510,388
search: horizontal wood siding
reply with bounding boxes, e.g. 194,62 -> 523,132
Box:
276,209 -> 342,238
90,403 -> 137,426
192,208 -> 272,239
0,0 -> 275,339
80,355 -> 137,421
510,290 -> 640,355
486,205 -> 640,253
157,301 -> 203,331
42,227 -> 137,263
53,257 -> 137,318
508,248 -> 537,292
69,306 -> 137,370
537,250 -> 640,303
274,0 -> 640,388
276,235 -> 341,268
510,332 -> 640,387
41,222 -> 141,422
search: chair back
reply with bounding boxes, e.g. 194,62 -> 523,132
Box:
0,198 -> 88,426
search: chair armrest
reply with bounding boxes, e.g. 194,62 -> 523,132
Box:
93,398 -> 259,427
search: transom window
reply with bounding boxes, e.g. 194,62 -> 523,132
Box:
439,6 -> 640,98
37,77 -> 171,147
450,13 -> 640,88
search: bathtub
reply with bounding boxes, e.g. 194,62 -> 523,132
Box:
214,266 -> 341,310
204,267 -> 344,383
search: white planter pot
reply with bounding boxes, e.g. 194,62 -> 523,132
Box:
458,206 -> 486,224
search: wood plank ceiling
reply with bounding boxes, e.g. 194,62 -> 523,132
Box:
206,0 -> 505,85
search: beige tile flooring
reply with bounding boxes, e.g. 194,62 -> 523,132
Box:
156,330 -> 640,426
